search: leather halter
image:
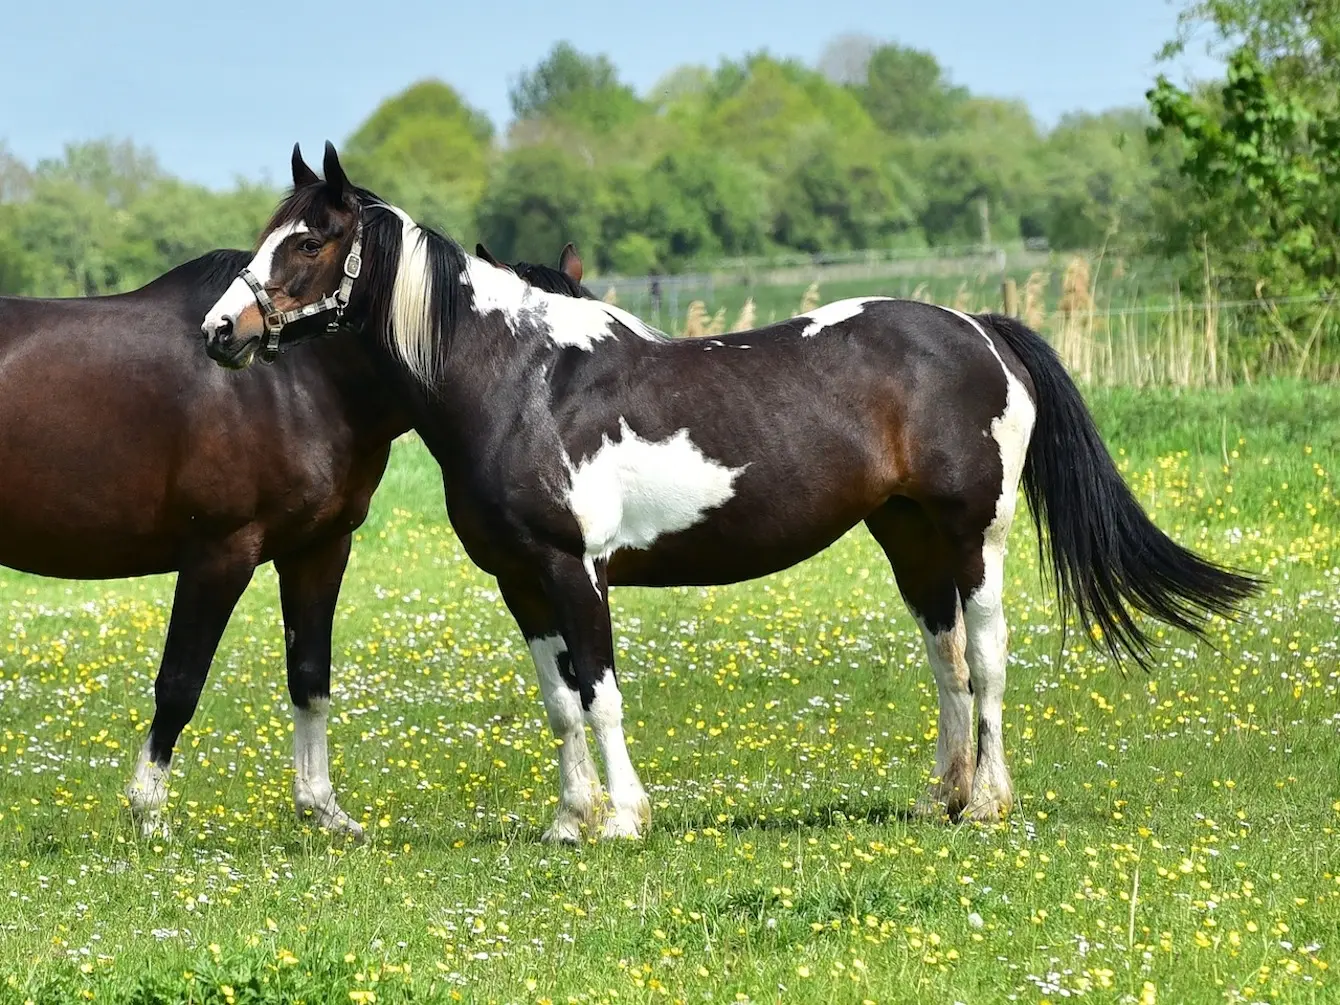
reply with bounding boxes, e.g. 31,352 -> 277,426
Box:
238,218 -> 364,363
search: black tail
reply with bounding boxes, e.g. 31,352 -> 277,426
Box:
980,313 -> 1261,665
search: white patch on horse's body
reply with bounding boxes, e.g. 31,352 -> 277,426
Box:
587,669 -> 650,838
461,256 -> 666,352
529,635 -> 603,842
202,221 -> 310,329
292,698 -> 363,839
565,419 -> 746,560
125,740 -> 170,836
935,305 -> 1037,820
797,297 -> 894,337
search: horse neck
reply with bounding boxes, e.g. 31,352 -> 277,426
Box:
302,332 -> 414,445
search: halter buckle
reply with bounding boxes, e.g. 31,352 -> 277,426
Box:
263,310 -> 284,334
344,251 -> 362,279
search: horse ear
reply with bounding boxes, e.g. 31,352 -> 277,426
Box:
291,143 -> 320,188
475,243 -> 502,267
559,243 -> 583,283
322,141 -> 348,202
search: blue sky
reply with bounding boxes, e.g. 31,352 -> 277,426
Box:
1,0 -> 1220,190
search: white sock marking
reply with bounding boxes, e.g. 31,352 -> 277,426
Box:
935,305 -> 1036,817
293,698 -> 336,814
913,612 -> 974,804
529,635 -> 602,838
587,669 -> 649,837
126,740 -> 169,813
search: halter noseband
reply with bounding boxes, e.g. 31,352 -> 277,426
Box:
238,217 -> 364,363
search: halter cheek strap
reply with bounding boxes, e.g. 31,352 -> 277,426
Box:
238,219 -> 364,363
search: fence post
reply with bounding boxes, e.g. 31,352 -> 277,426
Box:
1001,278 -> 1019,316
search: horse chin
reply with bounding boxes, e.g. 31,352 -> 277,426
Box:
205,336 -> 260,371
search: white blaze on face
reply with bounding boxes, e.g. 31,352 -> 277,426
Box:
202,221 -> 310,330
796,297 -> 895,337
566,419 -> 746,560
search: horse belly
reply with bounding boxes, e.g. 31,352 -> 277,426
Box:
0,396 -> 183,578
592,434 -> 890,588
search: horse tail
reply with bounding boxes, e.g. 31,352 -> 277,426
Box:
979,313 -> 1261,664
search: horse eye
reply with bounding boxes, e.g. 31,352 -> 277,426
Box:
298,238 -> 322,255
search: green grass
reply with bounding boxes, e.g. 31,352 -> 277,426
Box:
1,384 -> 1337,1003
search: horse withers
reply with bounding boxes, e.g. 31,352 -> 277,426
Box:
1,157 -> 408,839
201,143 -> 1259,840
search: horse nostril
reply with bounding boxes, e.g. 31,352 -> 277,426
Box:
215,318 -> 235,347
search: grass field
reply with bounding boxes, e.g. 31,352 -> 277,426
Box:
1,383 -> 1337,1004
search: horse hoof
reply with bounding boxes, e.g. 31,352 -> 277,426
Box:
961,791 -> 1012,823
131,810 -> 171,841
541,817 -> 585,844
600,813 -> 645,840
298,804 -> 366,843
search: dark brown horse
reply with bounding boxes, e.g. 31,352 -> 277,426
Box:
2,181 -> 408,839
202,145 -> 1259,841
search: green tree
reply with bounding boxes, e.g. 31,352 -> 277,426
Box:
773,136 -> 920,252
914,98 -> 1046,244
1149,49 -> 1340,298
1037,109 -> 1157,250
860,44 -> 967,137
0,205 -> 32,294
342,79 -> 494,235
475,145 -> 601,264
510,42 -> 644,133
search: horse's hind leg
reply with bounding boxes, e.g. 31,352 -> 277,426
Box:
954,500 -> 1017,822
276,534 -> 363,841
865,498 -> 974,819
126,542 -> 257,838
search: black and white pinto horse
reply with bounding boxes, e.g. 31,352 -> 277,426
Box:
200,144 -> 1258,840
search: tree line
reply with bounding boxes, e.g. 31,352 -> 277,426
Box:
2,0 -> 1335,325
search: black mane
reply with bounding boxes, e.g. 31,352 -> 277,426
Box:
511,261 -> 597,300
138,249 -> 254,306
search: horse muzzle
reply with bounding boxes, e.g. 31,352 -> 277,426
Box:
202,317 -> 261,370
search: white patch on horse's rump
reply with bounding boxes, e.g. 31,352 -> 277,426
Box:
935,307 -> 1035,542
566,419 -> 746,559
203,221 -> 310,329
797,297 -> 894,337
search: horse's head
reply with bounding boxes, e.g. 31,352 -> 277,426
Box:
477,242 -> 596,300
202,142 -> 366,369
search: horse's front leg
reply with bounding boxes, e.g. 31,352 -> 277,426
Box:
498,573 -> 606,843
127,540 -> 257,838
277,536 -> 364,841
540,553 -> 650,841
